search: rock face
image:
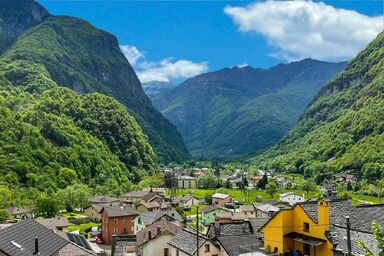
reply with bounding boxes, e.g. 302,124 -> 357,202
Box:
143,81 -> 178,97
152,60 -> 346,157
252,32 -> 384,177
0,0 -> 49,54
0,1 -> 190,162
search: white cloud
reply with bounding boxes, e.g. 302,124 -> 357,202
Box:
120,45 -> 207,83
224,1 -> 383,61
120,45 -> 144,66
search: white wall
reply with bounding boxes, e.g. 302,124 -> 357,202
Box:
143,234 -> 173,256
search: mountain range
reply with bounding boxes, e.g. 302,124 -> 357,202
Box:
252,32 -> 384,181
152,60 -> 346,157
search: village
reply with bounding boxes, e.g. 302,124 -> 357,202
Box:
0,166 -> 383,256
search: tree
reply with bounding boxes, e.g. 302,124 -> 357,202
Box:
35,194 -> 59,218
0,209 -> 11,223
301,179 -> 317,196
266,178 -> 279,199
358,221 -> 384,255
197,172 -> 220,189
257,173 -> 268,190
374,180 -> 384,203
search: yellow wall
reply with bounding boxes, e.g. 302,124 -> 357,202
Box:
261,199 -> 333,256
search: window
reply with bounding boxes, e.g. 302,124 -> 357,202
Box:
303,243 -> 310,255
176,250 -> 179,256
138,217 -> 142,225
303,222 -> 310,232
113,228 -> 117,234
164,248 -> 169,256
114,218 -> 118,225
123,228 -> 127,234
205,244 -> 210,252
123,218 -> 126,224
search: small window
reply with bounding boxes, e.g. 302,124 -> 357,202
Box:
176,250 -> 180,256
113,228 -> 117,234
164,248 -> 169,256
303,222 -> 310,232
114,218 -> 118,224
123,218 -> 126,224
205,244 -> 210,252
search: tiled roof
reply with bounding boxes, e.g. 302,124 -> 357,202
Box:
0,219 -> 68,256
102,205 -> 139,217
212,193 -> 230,199
167,228 -> 207,255
136,220 -> 181,246
89,195 -> 119,204
37,217 -> 69,230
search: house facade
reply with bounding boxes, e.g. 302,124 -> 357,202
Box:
211,193 -> 232,207
202,205 -> 231,226
100,206 -> 139,244
279,192 -> 305,205
177,176 -> 196,189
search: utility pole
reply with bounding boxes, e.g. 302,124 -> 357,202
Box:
346,215 -> 352,256
196,205 -> 199,256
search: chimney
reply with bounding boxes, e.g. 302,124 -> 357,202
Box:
317,199 -> 330,230
33,237 -> 39,255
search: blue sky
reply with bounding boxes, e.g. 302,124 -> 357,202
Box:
38,0 -> 383,83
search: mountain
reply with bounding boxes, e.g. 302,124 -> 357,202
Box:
152,60 -> 346,157
1,5 -> 190,162
143,81 -> 178,97
252,32 -> 384,181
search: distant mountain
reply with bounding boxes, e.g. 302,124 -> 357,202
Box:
252,32 -> 384,179
1,6 -> 190,162
152,59 -> 346,157
143,81 -> 178,97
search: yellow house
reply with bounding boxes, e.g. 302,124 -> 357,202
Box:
260,199 -> 332,256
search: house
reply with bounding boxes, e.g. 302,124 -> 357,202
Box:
37,217 -> 69,231
260,199 -> 384,256
238,205 -> 256,218
176,195 -> 199,207
100,205 -> 139,244
137,202 -> 161,212
211,193 -> 232,207
279,192 -> 305,205
139,210 -> 184,228
119,191 -> 162,205
206,221 -> 262,255
167,228 -> 220,256
254,203 -> 280,218
177,176 -> 196,189
142,187 -> 166,196
136,220 -> 182,256
265,200 -> 292,210
249,218 -> 270,239
6,207 -> 30,219
201,205 -> 231,226
89,195 -> 120,205
84,202 -> 120,222
215,212 -> 249,223
0,219 -> 95,256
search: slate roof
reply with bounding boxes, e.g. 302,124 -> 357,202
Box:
102,205 -> 139,217
167,228 -> 207,255
136,220 -> 181,246
202,205 -> 230,214
120,190 -> 150,198
141,202 -> 161,209
239,205 -> 255,212
139,210 -> 183,226
255,203 -> 280,212
6,207 -> 28,215
89,195 -> 119,204
177,175 -> 195,180
37,217 -> 69,230
249,218 -> 270,233
176,195 -> 197,203
142,187 -> 166,194
217,235 -> 260,256
216,212 -> 249,221
0,219 -> 93,256
212,193 -> 231,199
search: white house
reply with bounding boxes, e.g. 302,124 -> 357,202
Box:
279,192 -> 305,205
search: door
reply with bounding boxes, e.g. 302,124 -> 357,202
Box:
303,243 -> 310,256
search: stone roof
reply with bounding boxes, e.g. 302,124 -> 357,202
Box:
167,228 -> 207,255
254,203 -> 280,213
136,220 -> 181,246
102,205 -> 139,217
0,219 -> 94,256
216,212 -> 249,221
6,207 -> 29,215
202,205 -> 230,214
239,205 -> 255,212
89,195 -> 119,204
177,175 -> 195,180
249,218 -> 270,232
141,202 -> 161,209
212,193 -> 231,199
120,190 -> 150,198
142,187 -> 166,194
37,217 -> 69,230
217,235 -> 260,256
142,193 -> 160,202
139,210 -> 183,226
176,195 -> 198,203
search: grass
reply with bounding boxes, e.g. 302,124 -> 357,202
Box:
62,211 -> 100,236
351,194 -> 383,205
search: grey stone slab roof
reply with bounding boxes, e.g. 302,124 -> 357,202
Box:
102,205 -> 139,217
141,202 -> 161,209
0,219 -> 68,256
249,218 -> 270,232
89,195 -> 119,204
202,205 -> 230,214
57,242 -> 95,256
167,228 -> 207,255
140,210 -> 183,226
6,207 -> 29,215
217,235 -> 260,256
330,225 -> 379,255
136,220 -> 181,246
120,190 -> 150,198
37,217 -> 69,230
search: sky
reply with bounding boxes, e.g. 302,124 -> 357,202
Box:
38,0 -> 384,83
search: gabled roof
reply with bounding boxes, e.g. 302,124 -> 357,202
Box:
6,207 -> 28,215
239,205 -> 255,212
120,190 -> 150,198
139,210 -> 183,226
176,195 -> 198,202
212,193 -> 231,199
136,220 -> 181,246
0,219 -> 94,256
37,217 -> 69,230
254,203 -> 280,212
167,228 -> 208,255
140,202 -> 161,209
102,205 -> 139,217
202,205 -> 230,214
89,195 -> 119,204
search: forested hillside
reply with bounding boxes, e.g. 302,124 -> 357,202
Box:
253,32 -> 384,181
1,2 -> 190,162
152,60 -> 346,157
